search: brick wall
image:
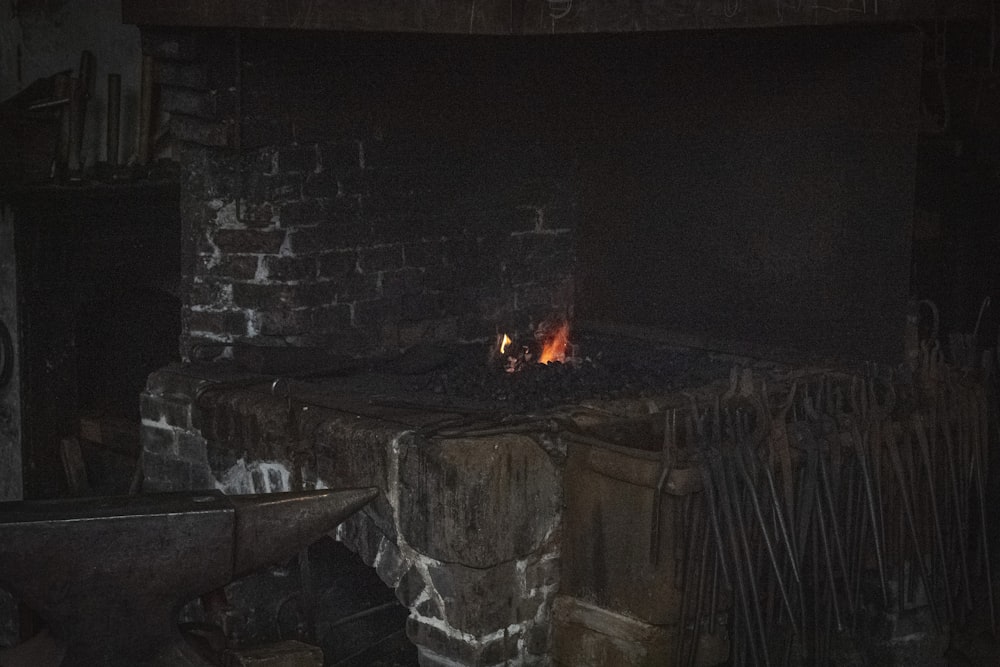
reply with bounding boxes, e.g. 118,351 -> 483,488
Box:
143,29 -> 577,360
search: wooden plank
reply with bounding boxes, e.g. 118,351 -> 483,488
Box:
123,0 -> 991,33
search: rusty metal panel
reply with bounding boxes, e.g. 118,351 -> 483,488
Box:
561,440 -> 688,625
122,0 -> 989,32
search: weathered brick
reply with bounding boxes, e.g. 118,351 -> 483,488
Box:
140,423 -> 177,456
373,539 -> 408,588
322,195 -> 364,228
336,270 -> 380,301
319,141 -> 362,175
302,169 -> 338,199
511,233 -> 574,279
479,630 -> 522,665
186,309 -> 249,337
170,114 -> 231,147
193,226 -> 217,256
337,168 -> 368,198
241,173 -> 302,206
277,145 -> 317,173
394,566 -> 426,608
140,394 -> 192,429
407,619 -> 496,667
144,366 -> 209,398
280,199 -> 326,228
539,205 -> 575,232
354,298 -> 401,329
188,279 -> 232,309
240,116 -> 293,150
188,462 -> 218,491
401,293 -> 444,321
359,245 -> 404,273
380,268 -> 424,297
286,223 -> 369,255
516,592 -> 544,624
509,205 -> 543,233
176,430 -> 208,463
514,283 -> 557,310
231,283 -> 334,311
261,255 -> 316,282
310,305 -> 353,331
403,240 -> 447,268
472,292 -> 515,322
524,623 -> 551,656
316,250 -> 357,280
414,597 -> 443,622
195,254 -> 259,281
236,202 -> 278,228
212,228 -> 286,254
255,309 -> 312,336
422,265 -> 457,292
524,557 -> 560,591
551,276 -> 574,310
398,318 -> 458,347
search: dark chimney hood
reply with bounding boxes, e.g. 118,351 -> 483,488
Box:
122,0 -> 989,34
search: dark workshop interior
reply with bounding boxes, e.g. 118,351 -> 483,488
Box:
1,1 -> 1000,666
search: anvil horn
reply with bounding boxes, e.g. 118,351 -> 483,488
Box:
230,487 -> 379,578
0,487 -> 379,667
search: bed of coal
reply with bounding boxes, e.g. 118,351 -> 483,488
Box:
388,332 -> 738,414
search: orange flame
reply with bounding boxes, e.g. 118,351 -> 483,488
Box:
537,321 -> 570,364
500,334 -> 512,355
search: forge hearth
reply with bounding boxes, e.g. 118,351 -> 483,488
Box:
140,344 -> 998,666
124,13 -> 941,667
139,337 -> 744,665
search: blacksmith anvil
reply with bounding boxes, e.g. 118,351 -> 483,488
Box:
0,488 -> 378,666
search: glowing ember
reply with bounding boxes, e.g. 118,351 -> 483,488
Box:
494,317 -> 572,372
537,321 -> 570,364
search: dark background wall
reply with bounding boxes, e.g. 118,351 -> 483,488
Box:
573,27 -> 922,364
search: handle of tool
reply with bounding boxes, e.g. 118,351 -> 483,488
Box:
67,77 -> 83,179
68,51 -> 96,180
107,74 -> 121,166
136,54 -> 154,165
52,73 -> 72,181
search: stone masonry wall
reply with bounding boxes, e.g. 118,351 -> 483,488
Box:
142,29 -> 577,360
140,364 -> 563,666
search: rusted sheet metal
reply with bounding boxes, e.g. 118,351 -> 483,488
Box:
122,0 -> 989,33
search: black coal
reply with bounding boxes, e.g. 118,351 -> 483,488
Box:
399,334 -> 733,413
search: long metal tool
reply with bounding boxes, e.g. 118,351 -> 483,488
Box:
650,409 -> 677,565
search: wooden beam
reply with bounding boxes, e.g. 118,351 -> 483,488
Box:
122,0 -> 990,33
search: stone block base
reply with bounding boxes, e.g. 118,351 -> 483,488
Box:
222,640 -> 323,667
551,596 -> 727,667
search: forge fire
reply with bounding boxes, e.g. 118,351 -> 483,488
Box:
495,317 -> 573,373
